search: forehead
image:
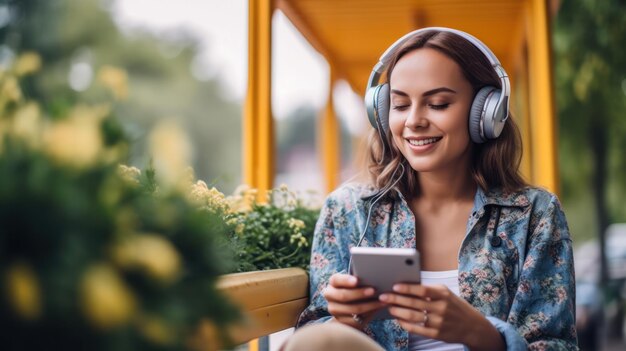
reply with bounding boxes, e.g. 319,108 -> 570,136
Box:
389,48 -> 468,91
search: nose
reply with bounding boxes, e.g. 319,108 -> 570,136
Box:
404,106 -> 428,129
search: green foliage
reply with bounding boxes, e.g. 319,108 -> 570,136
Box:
0,57 -> 239,350
0,0 -> 243,193
553,0 -> 626,242
226,186 -> 320,273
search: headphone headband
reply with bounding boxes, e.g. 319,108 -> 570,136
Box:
366,27 -> 510,129
377,27 -> 501,73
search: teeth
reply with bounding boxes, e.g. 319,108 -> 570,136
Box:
408,137 -> 441,146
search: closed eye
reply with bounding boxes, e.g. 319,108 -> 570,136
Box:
392,105 -> 410,111
429,103 -> 450,110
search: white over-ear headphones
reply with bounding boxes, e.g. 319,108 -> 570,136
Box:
364,27 -> 511,152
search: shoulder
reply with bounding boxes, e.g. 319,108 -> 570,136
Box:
514,186 -> 570,241
324,182 -> 376,208
485,186 -> 569,240
485,186 -> 561,210
518,186 -> 561,208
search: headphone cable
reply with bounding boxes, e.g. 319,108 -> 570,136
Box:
348,162 -> 406,274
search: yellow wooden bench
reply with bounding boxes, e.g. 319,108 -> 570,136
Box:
214,268 -> 309,346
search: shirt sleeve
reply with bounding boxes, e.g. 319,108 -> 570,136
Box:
491,194 -> 578,350
295,190 -> 352,328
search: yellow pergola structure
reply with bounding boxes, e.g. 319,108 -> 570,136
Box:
228,0 -> 560,347
245,0 -> 560,197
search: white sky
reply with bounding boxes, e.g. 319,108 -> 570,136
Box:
111,0 -> 367,132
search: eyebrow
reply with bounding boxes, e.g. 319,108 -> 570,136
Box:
390,87 -> 457,97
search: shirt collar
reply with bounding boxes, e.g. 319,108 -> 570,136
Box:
475,186 -> 530,209
387,185 -> 530,209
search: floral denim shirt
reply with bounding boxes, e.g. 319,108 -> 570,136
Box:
296,183 -> 577,351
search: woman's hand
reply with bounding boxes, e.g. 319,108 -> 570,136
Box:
323,273 -> 385,330
379,284 -> 505,351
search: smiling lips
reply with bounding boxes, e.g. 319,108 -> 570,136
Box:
406,137 -> 443,147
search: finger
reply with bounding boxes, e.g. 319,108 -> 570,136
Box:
329,273 -> 359,288
379,293 -> 428,310
387,305 -> 427,323
327,299 -> 386,316
395,318 -> 439,339
392,283 -> 451,300
390,306 -> 443,326
324,285 -> 376,302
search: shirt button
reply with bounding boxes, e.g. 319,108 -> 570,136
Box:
491,236 -> 502,247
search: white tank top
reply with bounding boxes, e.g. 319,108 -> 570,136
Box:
408,270 -> 466,351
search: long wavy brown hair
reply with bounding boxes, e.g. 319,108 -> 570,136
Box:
367,29 -> 528,199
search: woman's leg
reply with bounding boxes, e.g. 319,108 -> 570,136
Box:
281,322 -> 384,351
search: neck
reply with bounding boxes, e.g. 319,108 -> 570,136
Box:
417,171 -> 476,203
416,142 -> 477,201
414,153 -> 477,205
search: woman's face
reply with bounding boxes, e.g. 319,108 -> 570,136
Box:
388,48 -> 475,174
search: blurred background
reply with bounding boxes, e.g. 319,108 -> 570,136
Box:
0,0 -> 624,350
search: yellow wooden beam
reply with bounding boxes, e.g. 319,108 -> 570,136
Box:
215,268 -> 309,345
320,71 -> 340,193
526,0 -> 559,194
245,0 -> 274,200
217,268 -> 308,311
276,0 -> 350,88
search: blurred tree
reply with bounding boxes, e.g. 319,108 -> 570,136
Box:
0,0 -> 242,192
276,104 -> 353,183
554,0 -> 626,284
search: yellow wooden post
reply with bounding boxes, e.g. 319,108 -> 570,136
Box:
320,70 -> 340,193
526,0 -> 559,194
248,339 -> 259,351
245,0 -> 274,200
244,0 -> 273,346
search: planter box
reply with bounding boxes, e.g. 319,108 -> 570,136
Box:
212,268 -> 309,345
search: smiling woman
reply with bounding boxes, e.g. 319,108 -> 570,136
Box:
388,48 -> 475,177
283,28 -> 577,351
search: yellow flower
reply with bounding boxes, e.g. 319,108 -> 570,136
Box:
12,102 -> 41,148
1,76 -> 22,102
117,164 -> 141,185
14,52 -> 42,76
113,234 -> 181,283
43,104 -> 108,168
227,184 -> 257,212
137,314 -> 174,345
80,264 -> 136,330
98,65 -> 128,100
188,179 -> 232,212
5,262 -> 41,320
235,223 -> 245,235
289,232 -> 308,248
148,120 -> 192,190
188,179 -> 209,201
287,218 -> 305,231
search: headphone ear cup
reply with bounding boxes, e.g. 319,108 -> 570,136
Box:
469,86 -> 496,143
375,83 -> 391,136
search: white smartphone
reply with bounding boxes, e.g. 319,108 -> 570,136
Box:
350,247 -> 421,320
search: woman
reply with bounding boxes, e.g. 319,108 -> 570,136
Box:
283,28 -> 577,350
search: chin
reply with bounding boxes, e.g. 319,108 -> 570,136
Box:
405,159 -> 440,173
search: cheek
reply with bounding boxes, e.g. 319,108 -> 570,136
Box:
388,112 -> 405,141
442,106 -> 471,136
388,111 -> 404,133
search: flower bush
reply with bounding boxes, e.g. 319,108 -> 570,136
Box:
0,51 -> 323,350
182,179 -> 321,273
224,184 -> 320,272
0,54 -> 239,350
